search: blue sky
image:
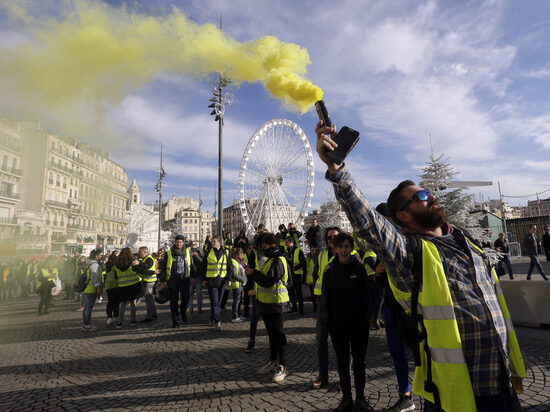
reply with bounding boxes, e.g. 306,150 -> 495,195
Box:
2,0 -> 550,216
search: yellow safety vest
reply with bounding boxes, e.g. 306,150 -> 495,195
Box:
305,255 -> 315,285
165,248 -> 191,280
115,266 -> 141,288
386,238 -> 526,412
104,269 -> 118,290
84,263 -> 99,294
256,256 -> 289,305
141,255 -> 157,283
362,250 -> 377,276
287,247 -> 303,275
206,248 -> 228,278
226,259 -> 241,290
40,268 -> 52,281
314,250 -> 358,295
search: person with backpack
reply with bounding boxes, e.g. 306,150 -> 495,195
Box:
316,123 -> 526,412
104,250 -> 119,325
322,232 -> 373,412
113,248 -> 142,328
219,247 -> 247,322
245,233 -> 290,383
80,249 -> 103,331
133,246 -> 159,323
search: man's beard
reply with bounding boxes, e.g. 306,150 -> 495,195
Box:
410,201 -> 447,230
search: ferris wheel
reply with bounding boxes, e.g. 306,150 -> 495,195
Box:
238,119 -> 315,235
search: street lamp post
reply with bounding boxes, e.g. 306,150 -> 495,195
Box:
208,73 -> 233,237
155,144 -> 166,251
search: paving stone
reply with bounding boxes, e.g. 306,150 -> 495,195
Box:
0,294 -> 549,410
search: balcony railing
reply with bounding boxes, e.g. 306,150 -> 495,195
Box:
15,234 -> 48,242
0,164 -> 23,177
45,200 -> 69,209
0,190 -> 21,200
49,160 -> 74,175
0,133 -> 21,153
0,217 -> 17,225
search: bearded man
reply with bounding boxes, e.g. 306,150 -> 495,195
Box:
315,121 -> 525,412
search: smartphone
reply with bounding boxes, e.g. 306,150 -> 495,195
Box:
325,126 -> 360,164
315,100 -> 332,128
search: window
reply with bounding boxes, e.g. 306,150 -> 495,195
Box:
11,158 -> 17,170
2,155 -> 7,169
56,175 -> 60,187
49,173 -> 53,185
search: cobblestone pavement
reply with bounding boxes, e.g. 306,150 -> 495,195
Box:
0,293 -> 549,411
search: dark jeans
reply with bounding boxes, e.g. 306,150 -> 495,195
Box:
262,312 -> 285,364
288,274 -> 304,314
207,280 -> 226,323
329,326 -> 369,399
316,303 -> 329,379
249,295 -> 262,342
498,255 -> 514,279
527,254 -> 549,280
384,305 -> 410,393
38,282 -> 53,314
82,293 -> 96,325
243,282 -> 253,317
308,285 -> 317,311
106,288 -> 119,319
367,278 -> 384,322
168,278 -> 191,323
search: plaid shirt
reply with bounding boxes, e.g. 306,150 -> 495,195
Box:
328,167 -> 511,396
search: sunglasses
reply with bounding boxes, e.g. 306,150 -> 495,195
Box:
401,189 -> 433,211
327,235 -> 336,240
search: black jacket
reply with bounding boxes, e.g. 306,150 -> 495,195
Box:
248,248 -> 289,314
305,225 -> 322,248
321,256 -> 370,331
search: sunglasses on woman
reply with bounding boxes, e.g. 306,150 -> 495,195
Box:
401,189 -> 433,211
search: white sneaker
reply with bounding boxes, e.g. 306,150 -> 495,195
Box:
257,360 -> 278,375
231,317 -> 244,323
83,324 -> 98,332
272,364 -> 287,383
215,322 -> 222,331
106,317 -> 113,325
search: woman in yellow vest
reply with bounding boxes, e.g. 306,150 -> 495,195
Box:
113,248 -> 142,327
284,236 -> 306,315
104,250 -> 120,325
245,233 -> 290,383
219,247 -> 248,322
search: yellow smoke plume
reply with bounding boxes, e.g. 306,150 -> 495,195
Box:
0,1 -> 323,120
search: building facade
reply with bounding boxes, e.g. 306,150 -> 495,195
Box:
162,196 -> 215,244
0,118 -> 129,256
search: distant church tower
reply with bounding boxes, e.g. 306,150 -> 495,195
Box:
127,178 -> 141,210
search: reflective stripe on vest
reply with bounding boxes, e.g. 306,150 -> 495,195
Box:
206,248 -> 228,278
166,248 -> 191,280
256,256 -> 289,304
115,266 -> 141,288
141,255 -> 157,283
226,259 -> 241,290
362,250 -> 377,276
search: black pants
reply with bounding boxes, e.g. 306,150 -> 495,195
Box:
168,278 -> 190,323
38,282 -> 53,314
106,288 -> 119,318
329,327 -> 369,399
288,274 -> 304,314
262,312 -> 286,365
242,282 -> 253,317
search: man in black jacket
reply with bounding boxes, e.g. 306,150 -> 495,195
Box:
159,235 -> 195,328
523,225 -> 549,280
322,232 -> 373,412
494,233 -> 514,279
305,219 -> 322,249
